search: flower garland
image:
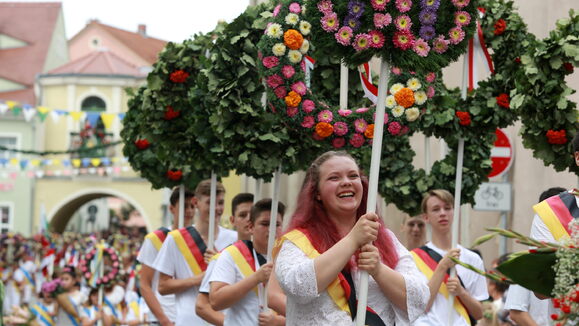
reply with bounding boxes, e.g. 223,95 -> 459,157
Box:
552,219 -> 579,325
79,245 -> 121,287
306,0 -> 478,71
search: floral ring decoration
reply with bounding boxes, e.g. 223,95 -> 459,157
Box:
79,245 -> 121,287
306,0 -> 478,71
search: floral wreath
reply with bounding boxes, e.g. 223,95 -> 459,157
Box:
305,0 -> 478,71
79,245 -> 121,287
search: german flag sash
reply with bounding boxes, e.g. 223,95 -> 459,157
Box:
533,191 -> 579,241
411,246 -> 471,325
224,240 -> 266,296
145,227 -> 170,251
30,303 -> 54,326
170,226 -> 207,275
273,229 -> 385,325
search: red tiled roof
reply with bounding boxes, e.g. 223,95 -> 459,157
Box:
47,49 -> 146,77
0,2 -> 62,104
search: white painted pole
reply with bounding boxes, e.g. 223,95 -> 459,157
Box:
425,136 -> 431,175
340,63 -> 349,109
263,164 -> 282,311
178,185 -> 184,229
254,179 -> 262,203
96,242 -> 105,326
355,59 -> 390,326
208,171 -> 217,251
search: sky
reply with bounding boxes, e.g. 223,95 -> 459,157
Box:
18,0 -> 253,42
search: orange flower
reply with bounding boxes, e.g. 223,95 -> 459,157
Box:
285,91 -> 302,107
364,124 -> 375,139
394,88 -> 415,108
284,29 -> 304,50
315,122 -> 334,138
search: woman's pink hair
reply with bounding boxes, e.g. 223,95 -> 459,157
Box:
286,151 -> 399,270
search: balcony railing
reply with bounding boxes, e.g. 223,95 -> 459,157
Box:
69,131 -> 115,160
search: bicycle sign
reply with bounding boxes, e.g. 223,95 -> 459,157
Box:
474,182 -> 511,211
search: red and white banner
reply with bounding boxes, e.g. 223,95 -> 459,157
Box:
358,62 -> 378,104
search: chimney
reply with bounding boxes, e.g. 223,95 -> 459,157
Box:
138,24 -> 147,37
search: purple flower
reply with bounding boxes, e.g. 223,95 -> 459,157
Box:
396,0 -> 412,13
419,9 -> 437,25
420,0 -> 440,10
302,99 -> 315,113
318,110 -> 334,123
350,133 -> 365,147
266,74 -> 284,89
302,116 -> 315,128
419,25 -> 436,40
317,0 -> 333,14
348,0 -> 365,18
344,16 -> 361,31
374,13 -> 392,29
333,122 -> 349,136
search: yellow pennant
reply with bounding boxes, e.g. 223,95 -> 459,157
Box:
91,158 -> 101,167
72,159 -> 81,168
37,106 -> 51,114
69,111 -> 84,121
100,113 -> 116,130
6,101 -> 17,108
9,158 -> 18,166
52,159 -> 61,166
31,159 -> 41,167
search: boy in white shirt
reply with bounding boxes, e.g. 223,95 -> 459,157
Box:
154,180 -> 237,326
209,198 -> 286,326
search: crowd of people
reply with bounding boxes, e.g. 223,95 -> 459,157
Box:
3,137 -> 578,325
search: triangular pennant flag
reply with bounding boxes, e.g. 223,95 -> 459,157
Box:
52,159 -> 61,166
0,158 -> 7,166
88,167 -> 96,174
70,111 -> 85,122
97,167 -> 105,176
6,101 -> 17,109
111,157 -> 120,163
91,158 -> 101,167
100,113 -> 116,130
19,159 -> 29,170
42,159 -> 52,166
0,103 -> 8,115
30,159 -> 41,167
81,158 -> 91,167
9,158 -> 18,166
37,106 -> 50,114
86,112 -> 101,128
35,170 -> 45,178
72,159 -> 81,168
50,110 -> 61,124
38,111 -> 49,122
23,107 -> 36,121
12,107 -> 22,116
118,113 -> 126,122
105,167 -> 113,175
101,157 -> 110,166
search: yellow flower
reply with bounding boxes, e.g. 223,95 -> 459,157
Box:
272,43 -> 286,56
414,91 -> 427,105
285,13 -> 299,25
385,95 -> 396,108
288,50 -> 302,63
299,39 -> 310,54
392,105 -> 405,117
266,23 -> 283,38
407,78 -> 421,91
299,21 -> 311,35
405,107 -> 420,122
390,83 -> 404,94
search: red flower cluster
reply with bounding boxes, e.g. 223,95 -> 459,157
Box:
169,70 -> 189,83
166,170 -> 182,181
563,62 -> 574,74
134,139 -> 150,150
456,111 -> 471,126
496,93 -> 510,108
164,106 -> 180,120
494,19 -> 506,35
546,129 -> 567,145
514,57 -> 521,64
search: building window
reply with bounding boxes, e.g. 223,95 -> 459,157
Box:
0,135 -> 18,160
0,204 -> 12,233
90,37 -> 101,49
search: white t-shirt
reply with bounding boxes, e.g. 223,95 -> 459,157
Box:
413,243 -> 489,326
136,229 -> 177,323
153,226 -> 237,326
55,290 -> 87,326
504,284 -> 549,326
209,243 -> 263,326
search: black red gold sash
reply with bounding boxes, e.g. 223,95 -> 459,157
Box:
224,240 -> 261,295
411,247 -> 470,324
145,227 -> 170,251
170,226 -> 207,275
533,191 -> 578,241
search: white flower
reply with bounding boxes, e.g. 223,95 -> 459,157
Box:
288,50 -> 302,63
405,107 -> 420,121
285,13 -> 299,25
407,78 -> 421,91
302,4 -> 307,15
414,91 -> 427,105
390,83 -> 404,95
299,39 -> 310,54
266,23 -> 283,38
272,43 -> 286,56
299,21 -> 311,35
385,95 -> 396,108
392,105 -> 405,117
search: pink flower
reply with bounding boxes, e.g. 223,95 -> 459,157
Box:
426,72 -> 436,83
338,109 -> 352,117
432,35 -> 449,53
396,0 -> 412,13
282,65 -> 295,78
321,13 -> 339,32
301,60 -> 306,72
413,38 -> 430,57
354,118 -> 368,133
289,2 -> 301,13
455,11 -> 471,27
388,121 -> 402,135
333,137 -> 346,148
374,13 -> 392,29
371,0 -> 388,11
267,74 -> 284,89
302,99 -> 315,113
317,0 -> 333,14
427,86 -> 435,98
356,107 -> 369,113
274,86 -> 287,99
449,27 -> 465,44
262,56 -> 279,69
400,125 -> 410,135
373,112 -> 389,124
333,122 -> 349,136
391,67 -> 402,75
353,33 -> 371,51
287,106 -> 299,117
273,4 -> 282,17
318,110 -> 334,123
291,81 -> 307,95
335,26 -> 354,46
451,0 -> 470,9
393,30 -> 415,50
394,15 -> 412,31
302,116 -> 315,128
368,30 -> 385,48
350,133 -> 365,148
